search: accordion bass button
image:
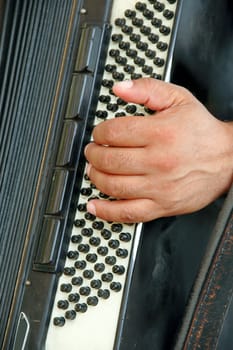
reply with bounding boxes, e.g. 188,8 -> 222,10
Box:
87,296 -> 99,306
75,303 -> 88,313
57,300 -> 69,310
53,317 -> 65,327
110,282 -> 122,292
97,289 -> 110,299
65,310 -> 76,320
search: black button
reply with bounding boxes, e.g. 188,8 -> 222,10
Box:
116,248 -> 128,258
126,105 -> 137,114
121,25 -> 133,35
130,33 -> 141,43
148,33 -> 159,43
74,219 -> 85,228
95,110 -> 108,119
111,223 -> 123,233
83,269 -> 94,279
71,276 -> 83,286
110,281 -> 122,292
119,232 -> 132,242
142,65 -> 153,75
79,286 -> 91,296
105,256 -> 117,265
68,293 -> 80,303
135,2 -> 147,11
99,94 -> 111,103
125,9 -> 136,18
75,303 -> 88,313
109,49 -> 120,57
134,56 -> 145,67
86,253 -> 98,263
53,317 -> 65,326
123,65 -> 135,74
119,41 -> 130,50
112,265 -> 125,275
94,263 -> 105,272
102,79 -> 114,88
80,187 -> 93,196
140,25 -> 151,35
81,228 -> 93,237
71,234 -> 82,244
57,300 -> 69,309
157,41 -> 168,51
97,246 -> 108,256
132,18 -> 143,27
126,49 -> 137,58
85,212 -> 96,221
78,244 -> 90,253
89,236 -> 101,246
101,273 -> 113,282
77,203 -> 87,212
67,250 -> 79,260
101,228 -> 112,240
63,267 -> 76,276
163,9 -> 174,19
154,57 -> 165,67
145,49 -> 156,59
115,56 -> 127,65
87,296 -> 98,306
108,239 -> 120,249
159,25 -> 171,35
143,9 -> 154,19
111,34 -> 123,42
60,283 -> 72,293
65,310 -> 76,320
98,289 -> 110,299
115,18 -> 126,27
112,71 -> 125,81
91,279 -> 102,289
75,260 -> 87,270
151,18 -> 162,28
153,1 -> 165,12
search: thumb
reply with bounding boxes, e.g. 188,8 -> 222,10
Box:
112,78 -> 192,111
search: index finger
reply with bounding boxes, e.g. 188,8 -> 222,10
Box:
93,116 -> 152,147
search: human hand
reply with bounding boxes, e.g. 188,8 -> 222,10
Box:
85,78 -> 233,223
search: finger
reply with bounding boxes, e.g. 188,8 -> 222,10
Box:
85,143 -> 146,175
86,198 -> 162,223
112,78 -> 192,111
87,165 -> 151,199
92,116 -> 153,147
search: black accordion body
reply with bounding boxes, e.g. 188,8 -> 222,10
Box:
1,1 -> 233,349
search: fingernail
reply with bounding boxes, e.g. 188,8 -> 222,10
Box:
87,201 -> 96,216
114,80 -> 133,89
86,163 -> 92,177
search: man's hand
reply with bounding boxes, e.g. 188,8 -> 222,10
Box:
85,78 -> 233,223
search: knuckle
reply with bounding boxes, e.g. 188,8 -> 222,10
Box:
102,122 -> 119,145
119,206 -> 138,223
158,156 -> 179,172
101,150 -> 114,170
103,178 -> 127,198
149,154 -> 179,173
152,124 -> 177,145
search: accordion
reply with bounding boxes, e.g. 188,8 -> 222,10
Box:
1,0 -> 233,349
